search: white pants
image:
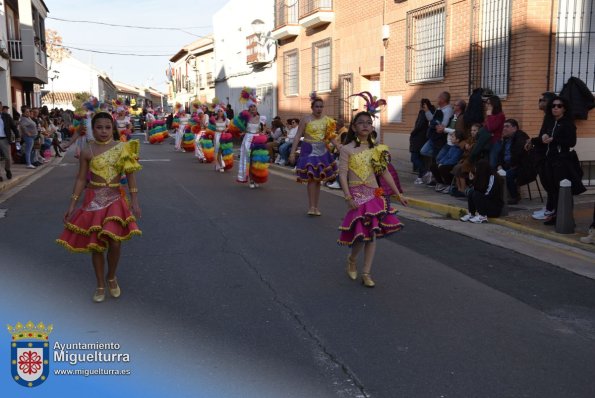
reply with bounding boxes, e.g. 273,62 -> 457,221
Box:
237,133 -> 254,182
194,131 -> 205,160
175,127 -> 184,150
214,132 -> 225,170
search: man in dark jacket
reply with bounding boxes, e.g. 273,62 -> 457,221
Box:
0,101 -> 19,180
497,119 -> 534,204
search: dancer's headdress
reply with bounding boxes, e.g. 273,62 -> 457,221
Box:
83,96 -> 100,113
349,91 -> 387,118
239,87 -> 258,108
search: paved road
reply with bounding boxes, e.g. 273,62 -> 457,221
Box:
1,138 -> 595,398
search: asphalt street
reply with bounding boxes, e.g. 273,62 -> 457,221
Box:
1,136 -> 595,398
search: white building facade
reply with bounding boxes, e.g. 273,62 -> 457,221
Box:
213,0 -> 277,122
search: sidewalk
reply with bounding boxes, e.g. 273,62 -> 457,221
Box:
269,156 -> 595,254
0,154 -> 65,196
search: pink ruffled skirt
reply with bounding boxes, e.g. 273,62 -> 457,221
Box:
56,188 -> 141,253
338,185 -> 403,247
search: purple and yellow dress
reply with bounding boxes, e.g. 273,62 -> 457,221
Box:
338,144 -> 403,246
296,116 -> 337,183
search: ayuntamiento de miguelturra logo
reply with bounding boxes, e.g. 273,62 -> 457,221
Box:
7,321 -> 52,388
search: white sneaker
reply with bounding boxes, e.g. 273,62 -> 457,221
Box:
580,228 -> 595,244
532,209 -> 554,220
469,214 -> 488,224
274,154 -> 281,164
460,213 -> 473,222
26,164 -> 37,169
422,171 -> 433,184
434,183 -> 445,192
414,177 -> 424,185
249,182 -> 256,189
327,181 -> 341,189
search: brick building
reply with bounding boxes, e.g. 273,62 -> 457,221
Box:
273,0 -> 595,173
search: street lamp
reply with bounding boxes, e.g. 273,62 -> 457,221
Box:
49,70 -> 60,109
250,19 -> 277,46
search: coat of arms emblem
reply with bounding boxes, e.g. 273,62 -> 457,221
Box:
7,321 -> 53,387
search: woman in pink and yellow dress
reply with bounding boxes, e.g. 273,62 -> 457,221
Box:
338,106 -> 407,288
289,94 -> 340,215
57,112 -> 142,303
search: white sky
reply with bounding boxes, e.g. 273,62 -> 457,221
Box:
45,0 -> 221,93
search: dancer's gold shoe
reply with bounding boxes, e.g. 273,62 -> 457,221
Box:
361,273 -> 375,288
106,278 -> 121,298
93,287 -> 106,303
346,255 -> 357,280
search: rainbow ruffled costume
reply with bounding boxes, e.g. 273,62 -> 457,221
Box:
148,120 -> 168,144
296,116 -> 338,183
199,130 -> 215,163
232,112 -> 269,183
57,140 -> 142,253
338,144 -> 403,246
210,117 -> 232,171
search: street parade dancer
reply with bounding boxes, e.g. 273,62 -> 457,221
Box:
174,103 -> 190,152
114,102 -> 132,142
56,111 -> 142,302
228,87 -> 269,188
192,105 -> 206,162
289,93 -> 340,216
337,96 -> 407,288
208,100 -> 230,170
144,108 -> 156,144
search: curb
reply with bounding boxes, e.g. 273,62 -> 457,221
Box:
0,155 -> 65,193
269,163 -> 595,254
397,195 -> 595,254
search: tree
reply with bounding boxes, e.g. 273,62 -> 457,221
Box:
45,28 -> 71,69
72,92 -> 91,114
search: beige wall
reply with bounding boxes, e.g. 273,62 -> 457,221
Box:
275,0 -> 595,160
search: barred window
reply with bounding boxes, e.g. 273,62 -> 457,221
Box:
338,73 -> 353,124
275,0 -> 299,28
284,50 -> 299,96
406,2 -> 445,83
555,0 -> 595,92
469,0 -> 511,96
312,38 -> 331,92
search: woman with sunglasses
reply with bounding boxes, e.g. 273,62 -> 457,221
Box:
538,96 -> 577,225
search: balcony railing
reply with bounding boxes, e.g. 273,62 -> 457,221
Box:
246,34 -> 267,65
36,48 -> 47,68
299,0 -> 332,19
8,40 -> 22,60
275,0 -> 299,28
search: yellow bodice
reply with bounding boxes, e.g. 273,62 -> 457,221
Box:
89,140 -> 142,186
347,144 -> 390,185
304,116 -> 336,143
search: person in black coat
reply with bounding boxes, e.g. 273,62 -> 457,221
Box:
496,119 -> 534,204
538,96 -> 585,225
410,98 -> 434,182
0,101 -> 19,180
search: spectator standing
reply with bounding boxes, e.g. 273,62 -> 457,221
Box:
420,91 -> 453,182
18,107 -> 38,169
410,99 -> 433,184
484,95 -> 506,168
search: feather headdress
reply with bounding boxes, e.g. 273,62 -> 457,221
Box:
350,91 -> 387,117
239,87 -> 258,108
83,96 -> 99,113
309,91 -> 318,102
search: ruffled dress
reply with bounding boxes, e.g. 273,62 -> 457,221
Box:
56,140 -> 142,253
338,144 -> 403,246
296,116 -> 338,183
